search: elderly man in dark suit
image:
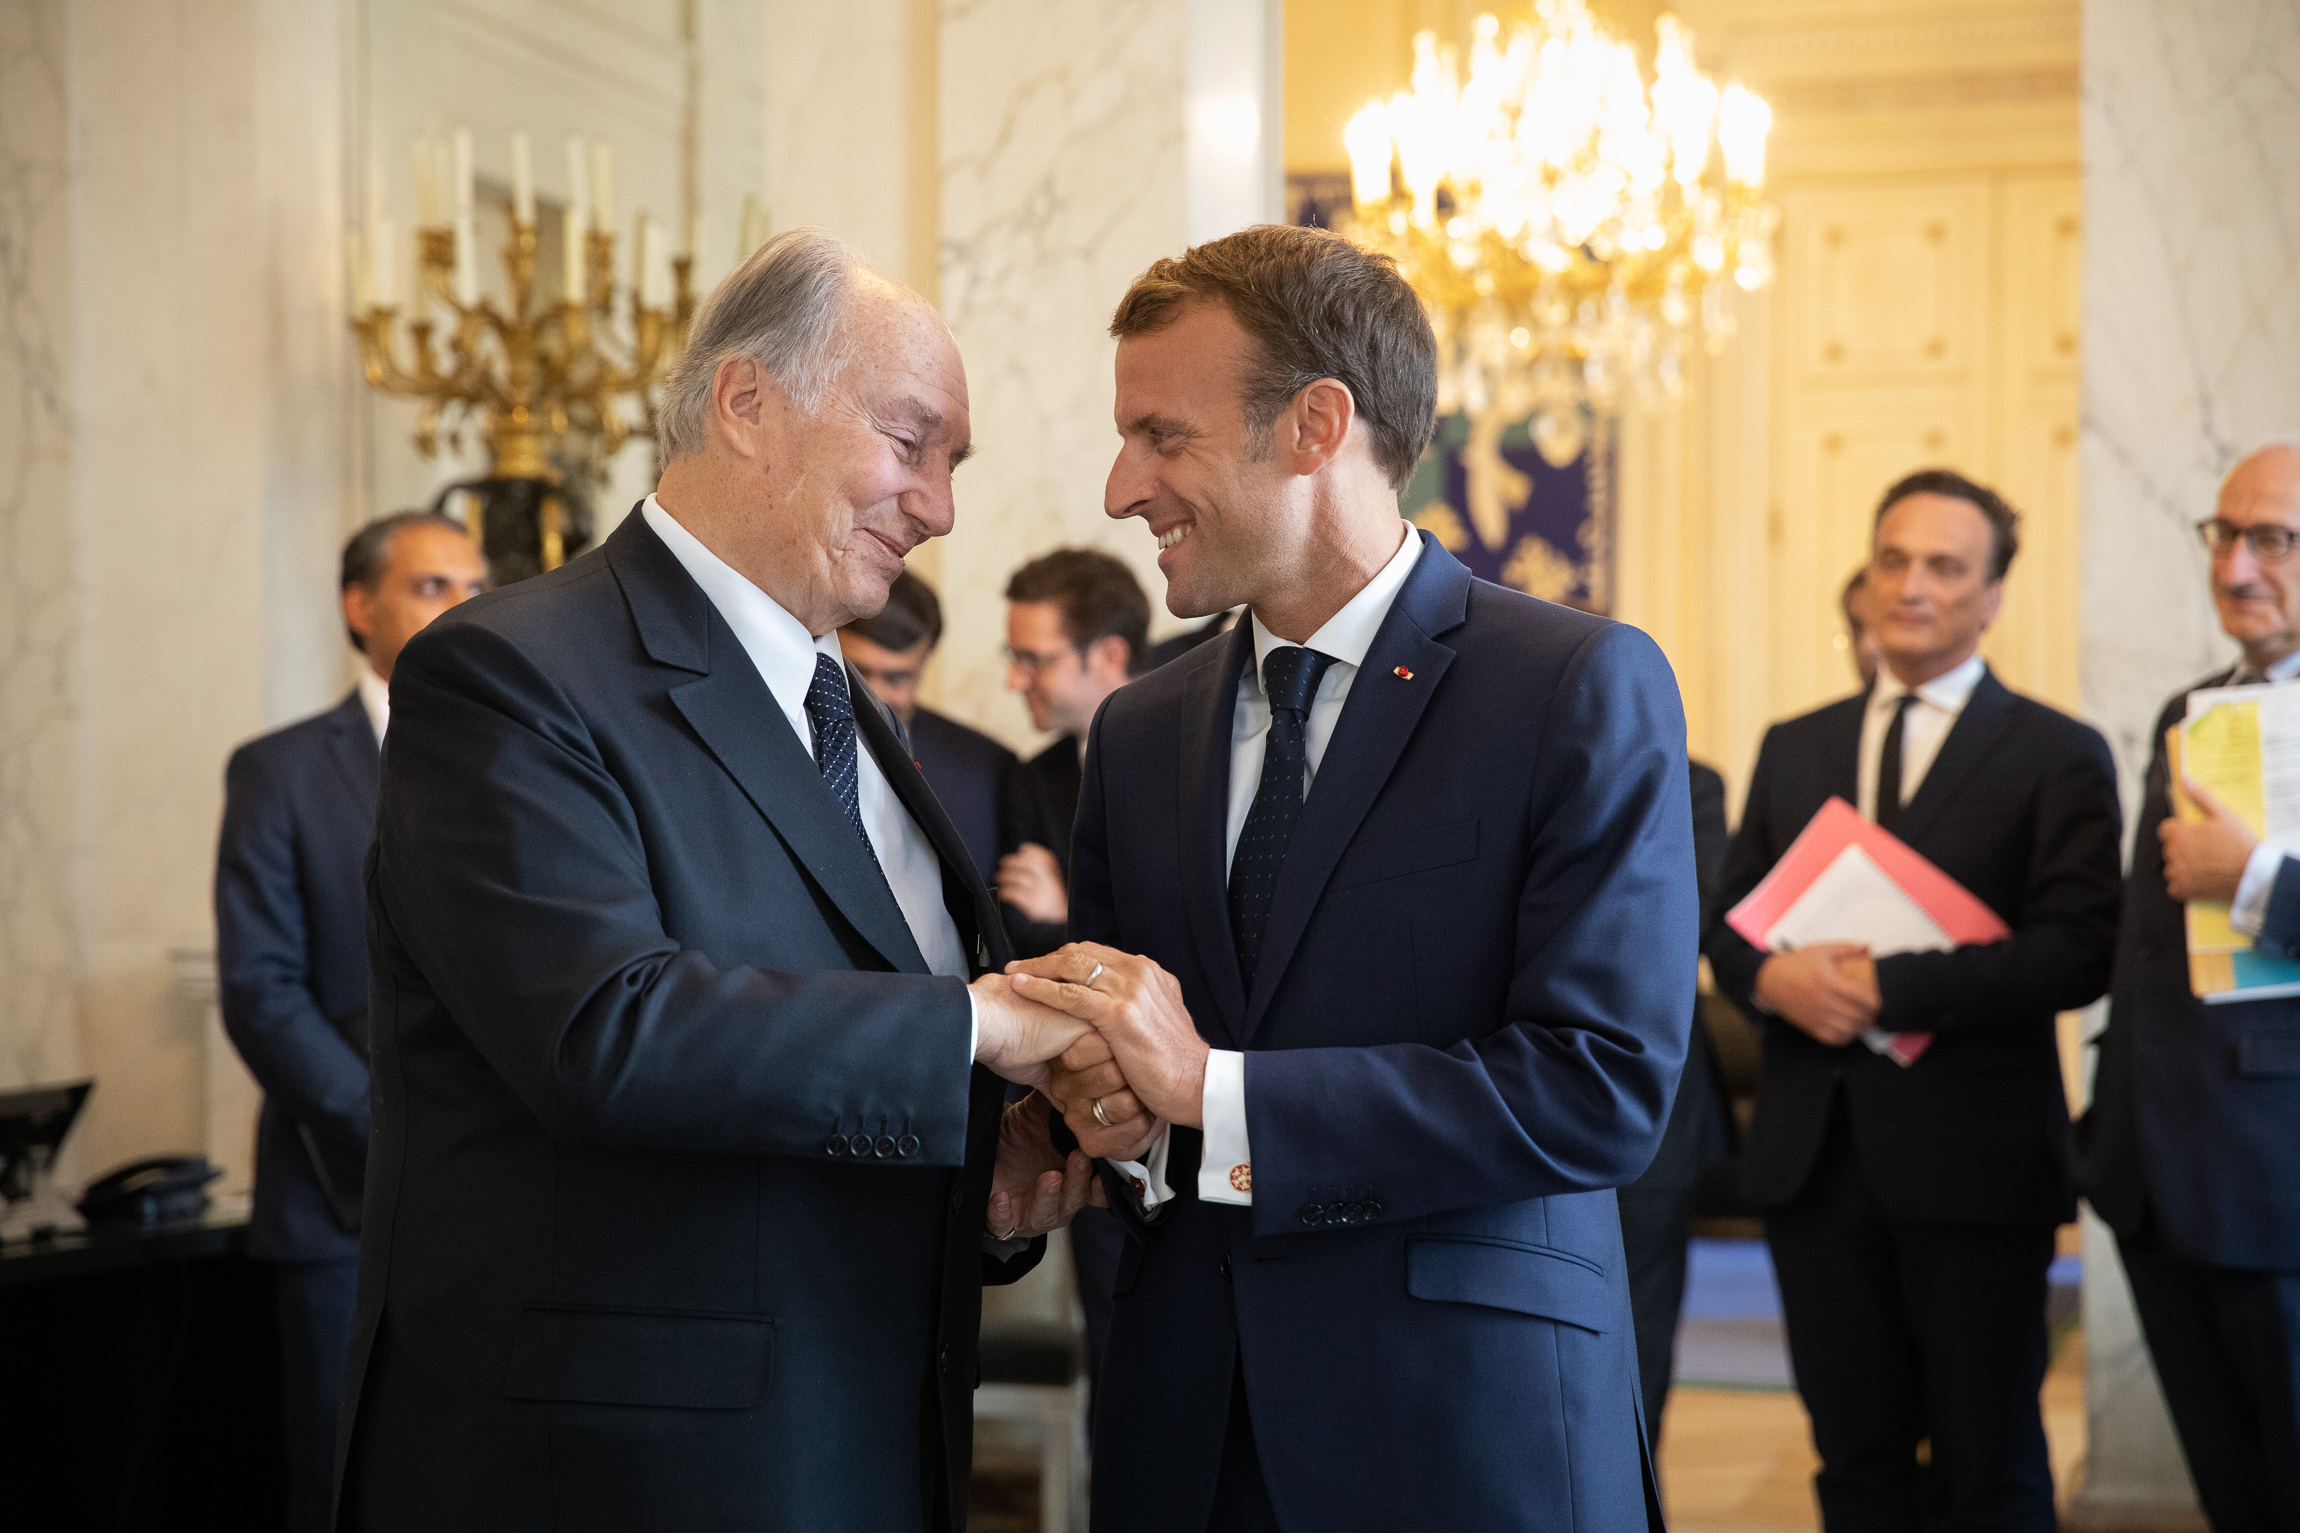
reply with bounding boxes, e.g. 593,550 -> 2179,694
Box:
1708,469 -> 2123,1531
336,230 -> 1100,1533
1018,225 -> 1698,1533
2082,443 -> 2300,1531
214,508 -> 486,1533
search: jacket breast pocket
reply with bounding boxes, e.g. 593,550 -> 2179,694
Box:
1404,1235 -> 1610,1334
504,1304 -> 774,1409
2237,1028 -> 2300,1078
1332,818 -> 1479,891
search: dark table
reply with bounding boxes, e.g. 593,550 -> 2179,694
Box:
0,1208 -> 284,1529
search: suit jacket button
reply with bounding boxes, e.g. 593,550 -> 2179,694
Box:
847,1134 -> 874,1157
873,1135 -> 896,1158
825,1134 -> 847,1156
1220,1254 -> 1233,1282
896,1134 -> 920,1158
938,1342 -> 952,1372
1299,1204 -> 1322,1226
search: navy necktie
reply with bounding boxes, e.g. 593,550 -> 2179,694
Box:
1876,692 -> 1917,835
804,652 -> 880,869
1230,645 -> 1336,992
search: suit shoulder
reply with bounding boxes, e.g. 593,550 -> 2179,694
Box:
1997,686 -> 2114,762
227,695 -> 357,777
1101,631 -> 1228,730
396,550 -> 621,687
913,708 -> 1017,769
1758,693 -> 1867,752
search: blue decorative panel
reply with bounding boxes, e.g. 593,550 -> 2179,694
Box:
1400,412 -> 1616,612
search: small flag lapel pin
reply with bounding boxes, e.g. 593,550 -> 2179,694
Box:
1393,666 -> 1414,680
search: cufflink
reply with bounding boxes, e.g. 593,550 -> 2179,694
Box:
1228,1163 -> 1252,1194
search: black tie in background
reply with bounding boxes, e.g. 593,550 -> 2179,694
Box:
1229,645 -> 1336,992
1876,692 -> 1917,835
805,652 -> 882,869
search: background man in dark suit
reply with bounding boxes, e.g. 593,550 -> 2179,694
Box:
2082,443 -> 2300,1529
1615,759 -> 1734,1442
214,508 -> 486,1533
840,569 -> 1017,879
1708,469 -> 2123,1530
995,547 -> 1148,960
338,230 -> 1100,1533
1018,225 -> 1698,1533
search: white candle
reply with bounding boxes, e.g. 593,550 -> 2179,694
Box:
510,131 -> 534,224
372,216 -> 398,308
590,142 -> 615,233
365,149 -> 384,251
413,138 -> 439,227
564,138 -> 589,302
348,243 -> 368,311
738,195 -> 765,260
453,215 -> 479,306
641,217 -> 672,308
453,127 -> 475,219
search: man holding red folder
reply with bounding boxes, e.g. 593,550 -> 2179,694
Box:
1708,469 -> 2123,1531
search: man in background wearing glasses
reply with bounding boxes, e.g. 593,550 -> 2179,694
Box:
2083,443 -> 2300,1530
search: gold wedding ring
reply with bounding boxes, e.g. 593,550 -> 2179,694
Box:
1092,1097 -> 1115,1128
1085,960 -> 1106,989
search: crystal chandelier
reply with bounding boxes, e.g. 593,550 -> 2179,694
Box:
1343,2 -> 1776,466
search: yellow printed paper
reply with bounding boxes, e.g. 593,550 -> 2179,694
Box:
2177,704 -> 2265,953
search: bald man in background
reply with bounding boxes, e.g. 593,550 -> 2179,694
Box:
2083,443 -> 2300,1531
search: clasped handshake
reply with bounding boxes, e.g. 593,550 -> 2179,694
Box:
967,943 -> 1204,1242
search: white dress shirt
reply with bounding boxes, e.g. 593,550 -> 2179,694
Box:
355,662 -> 390,742
1857,653 -> 1988,823
2222,651 -> 2300,937
1115,524 -> 1424,1210
640,497 -> 973,1019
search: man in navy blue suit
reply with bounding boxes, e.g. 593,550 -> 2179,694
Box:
1011,225 -> 1698,1532
214,508 -> 487,1533
2083,443 -> 2300,1529
839,569 -> 1017,879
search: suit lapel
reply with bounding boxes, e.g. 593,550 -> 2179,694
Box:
320,692 -> 379,809
1892,667 -> 2017,847
605,509 -> 930,976
1179,625 -> 1254,1045
1242,534 -> 1469,1043
1827,691 -> 1866,808
850,663 -> 1007,974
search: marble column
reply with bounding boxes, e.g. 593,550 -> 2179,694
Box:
2076,0 -> 2300,1518
932,0 -> 1280,748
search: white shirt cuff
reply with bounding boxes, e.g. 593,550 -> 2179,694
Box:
2230,843 -> 2287,938
1110,1125 -> 1175,1212
965,984 -> 977,1065
1196,1049 -> 1252,1205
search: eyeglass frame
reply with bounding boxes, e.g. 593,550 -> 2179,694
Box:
2197,517 -> 2300,563
1004,642 -> 1084,677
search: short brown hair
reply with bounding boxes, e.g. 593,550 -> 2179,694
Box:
843,569 -> 942,653
1005,549 -> 1151,676
1874,468 -> 2021,582
1109,225 -> 1437,492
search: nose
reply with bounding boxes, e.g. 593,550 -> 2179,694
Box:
2220,536 -> 2261,585
908,470 -> 958,541
1106,443 -> 1151,522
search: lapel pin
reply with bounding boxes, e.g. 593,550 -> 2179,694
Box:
1394,666 -> 1414,680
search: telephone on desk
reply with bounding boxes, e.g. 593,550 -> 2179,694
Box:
77,1155 -> 221,1232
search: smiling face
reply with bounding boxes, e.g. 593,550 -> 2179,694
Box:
2209,445 -> 2300,666
673,276 -> 972,636
1867,491 -> 2003,685
1106,302 -> 1304,621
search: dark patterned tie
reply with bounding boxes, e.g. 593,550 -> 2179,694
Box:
1229,645 -> 1336,992
804,652 -> 881,868
1876,692 -> 1917,835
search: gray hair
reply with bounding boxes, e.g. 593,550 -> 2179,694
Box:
656,227 -> 864,458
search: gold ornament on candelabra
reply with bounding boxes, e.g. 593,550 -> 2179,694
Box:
1342,2 -> 1776,468
349,131 -> 699,579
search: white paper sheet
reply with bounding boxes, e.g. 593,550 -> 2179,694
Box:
1763,843 -> 1954,958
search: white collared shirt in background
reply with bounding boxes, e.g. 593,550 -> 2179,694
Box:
1856,652 -> 1988,823
356,662 -> 390,743
2221,650 -> 2300,937
1116,523 -> 1424,1212
640,496 -> 971,997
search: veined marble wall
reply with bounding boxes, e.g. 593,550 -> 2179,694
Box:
2076,0 -> 2300,1515
0,0 -> 83,1098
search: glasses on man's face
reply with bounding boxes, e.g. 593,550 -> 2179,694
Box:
2197,518 -> 2300,563
1005,645 -> 1081,678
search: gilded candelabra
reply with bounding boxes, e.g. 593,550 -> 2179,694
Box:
350,174 -> 695,571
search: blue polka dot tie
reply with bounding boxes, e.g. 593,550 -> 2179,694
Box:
804,653 -> 881,870
1229,645 -> 1336,992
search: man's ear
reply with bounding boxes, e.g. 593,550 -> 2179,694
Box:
713,356 -> 770,458
342,585 -> 375,647
1284,378 -> 1356,476
1085,633 -> 1132,683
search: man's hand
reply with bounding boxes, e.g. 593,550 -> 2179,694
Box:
1044,1029 -> 1166,1160
996,843 -> 1069,925
970,974 -> 1092,1089
987,1092 -> 1105,1241
1009,943 -> 1209,1128
2161,777 -> 2258,903
1754,943 -> 1879,1047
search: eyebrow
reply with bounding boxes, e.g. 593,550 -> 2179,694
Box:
888,395 -> 971,468
1125,412 -> 1198,440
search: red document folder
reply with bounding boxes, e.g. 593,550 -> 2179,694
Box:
1725,796 -> 2011,1066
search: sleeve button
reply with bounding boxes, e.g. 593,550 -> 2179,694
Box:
872,1135 -> 896,1158
896,1134 -> 920,1158
1298,1204 -> 1322,1226
847,1134 -> 874,1157
824,1134 -> 847,1157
